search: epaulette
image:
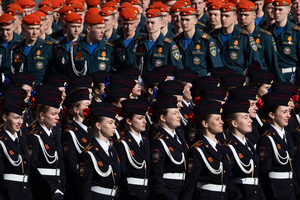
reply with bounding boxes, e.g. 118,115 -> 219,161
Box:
106,42 -> 113,47
164,38 -> 171,43
197,21 -> 205,26
191,140 -> 203,148
29,129 -> 38,136
82,143 -> 93,153
260,28 -> 271,35
292,25 -> 300,31
240,29 -> 249,35
19,35 -> 26,39
43,40 -> 53,45
28,119 -> 36,128
53,39 -> 60,44
117,136 -> 126,143
201,33 -> 210,40
70,42 -> 79,47
262,130 -> 271,137
64,126 -> 73,132
80,33 -> 86,37
224,139 -> 232,146
0,136 -> 3,140
154,132 -> 164,140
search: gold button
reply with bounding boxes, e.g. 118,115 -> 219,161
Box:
254,165 -> 257,168
24,161 -> 26,164
254,191 -> 257,194
114,173 -> 116,176
59,180 -> 61,183
114,185 -> 116,189
223,170 -> 226,173
144,190 -> 147,193
290,184 -> 293,187
24,186 -> 26,189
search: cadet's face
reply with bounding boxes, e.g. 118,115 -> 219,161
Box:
235,112 -> 252,134
239,11 -> 256,27
274,6 -> 290,23
171,12 -> 181,28
121,19 -> 137,35
77,100 -> 91,118
257,83 -> 271,98
21,84 -> 32,103
249,100 -> 258,118
181,15 -> 197,32
292,0 -> 300,15
146,17 -> 162,34
208,10 -> 221,26
142,0 -> 150,10
271,105 -> 291,128
161,12 -> 170,28
191,0 -> 206,15
0,23 -> 15,42
46,14 -> 54,24
254,0 -> 264,16
163,108 -> 181,129
24,25 -> 41,41
99,117 -> 116,138
3,112 -> 24,134
103,15 -> 114,32
183,83 -> 193,102
23,8 -> 33,17
264,3 -> 274,19
89,23 -> 105,41
58,87 -> 66,102
53,9 -> 59,21
67,23 -> 82,38
132,80 -> 142,98
42,107 -> 60,129
221,11 -> 237,28
206,114 -> 223,134
128,114 -> 147,133
164,1 -> 177,8
40,20 -> 46,34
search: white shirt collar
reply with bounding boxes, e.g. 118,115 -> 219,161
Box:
271,124 -> 286,140
162,127 -> 176,138
74,120 -> 88,132
4,128 -> 18,142
232,134 -> 246,146
182,100 -> 191,107
203,135 -> 218,151
40,124 -> 53,137
129,131 -> 143,147
95,138 -> 110,156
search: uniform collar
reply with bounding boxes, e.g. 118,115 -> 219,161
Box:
162,127 -> 176,138
74,119 -> 88,132
128,131 -> 143,146
203,135 -> 218,151
95,137 -> 110,156
3,128 -> 18,142
271,124 -> 286,140
40,124 -> 53,137
232,133 -> 247,146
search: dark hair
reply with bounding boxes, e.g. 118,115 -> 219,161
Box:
88,115 -> 106,128
36,104 -> 50,120
0,108 -> 11,124
119,112 -> 135,131
223,113 -> 238,132
195,114 -> 212,132
107,96 -> 122,105
259,105 -> 280,120
152,108 -> 168,125
92,82 -> 103,93
249,82 -> 264,89
142,83 -> 157,100
68,101 -> 81,119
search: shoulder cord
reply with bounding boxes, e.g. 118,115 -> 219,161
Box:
268,136 -> 289,165
87,151 -> 113,177
34,134 -> 58,164
115,129 -> 120,140
69,130 -> 84,154
180,112 -> 188,126
159,139 -> 185,165
196,147 -> 223,175
70,46 -> 87,76
228,144 -> 254,174
121,140 -> 146,169
0,140 -> 22,166
146,113 -> 153,125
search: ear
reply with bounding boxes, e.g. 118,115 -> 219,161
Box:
95,121 -> 101,130
73,106 -> 80,114
39,112 -> 45,120
148,88 -> 154,95
231,120 -> 238,128
126,118 -> 132,126
94,88 -> 100,95
201,119 -> 208,129
2,114 -> 7,122
160,114 -> 166,123
268,111 -> 275,119
86,25 -> 91,34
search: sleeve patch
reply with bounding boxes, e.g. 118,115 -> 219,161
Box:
79,162 -> 86,177
258,146 -> 266,161
151,149 -> 160,162
28,145 -> 33,158
172,49 -> 180,60
187,158 -> 194,172
63,142 -> 70,155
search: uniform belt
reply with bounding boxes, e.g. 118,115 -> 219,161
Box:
3,174 -> 29,183
37,168 -> 61,176
269,171 -> 293,179
235,177 -> 259,185
281,67 -> 296,74
127,177 -> 148,186
163,173 -> 185,180
91,186 -> 117,196
197,182 -> 226,192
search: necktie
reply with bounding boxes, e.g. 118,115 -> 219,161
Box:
140,140 -> 145,154
245,142 -> 253,154
283,133 -> 287,144
175,134 -> 182,145
15,138 -> 19,146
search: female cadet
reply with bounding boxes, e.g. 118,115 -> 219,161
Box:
27,85 -> 64,200
61,89 -> 92,200
79,102 -> 121,200
257,92 -> 296,200
149,96 -> 188,200
114,99 -> 150,200
180,101 -> 242,200
222,100 -> 265,199
0,91 -> 32,200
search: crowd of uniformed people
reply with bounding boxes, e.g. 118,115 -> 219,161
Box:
1,0 -> 300,199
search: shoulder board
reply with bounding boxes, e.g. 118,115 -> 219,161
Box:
164,38 -> 171,43
106,42 -> 113,47
197,21 -> 205,26
154,132 -> 164,140
19,35 -> 25,39
241,29 -> 249,35
80,33 -> 86,37
53,39 -> 60,44
201,33 -> 210,40
293,25 -> 300,31
82,143 -> 93,153
191,140 -> 203,148
29,129 -> 38,136
262,130 -> 271,137
64,126 -> 73,132
224,139 -> 232,146
0,136 -> 2,140
117,136 -> 126,143
28,119 -> 36,128
43,40 -> 53,45
260,28 -> 271,35
70,42 -> 79,47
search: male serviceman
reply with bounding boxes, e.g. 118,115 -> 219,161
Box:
238,1 -> 283,81
204,2 -> 222,34
191,0 -> 207,30
135,9 -> 183,74
169,1 -> 186,36
173,7 -> 223,76
53,12 -> 83,77
260,0 -> 276,29
99,7 -> 119,41
34,11 -> 59,44
112,7 -> 141,72
5,3 -> 24,35
68,13 -> 114,80
210,2 -> 261,74
267,0 -> 300,82
0,14 -> 24,81
291,0 -> 300,25
152,2 -> 175,38
39,6 -> 55,35
253,0 -> 266,26
11,13 -> 53,85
